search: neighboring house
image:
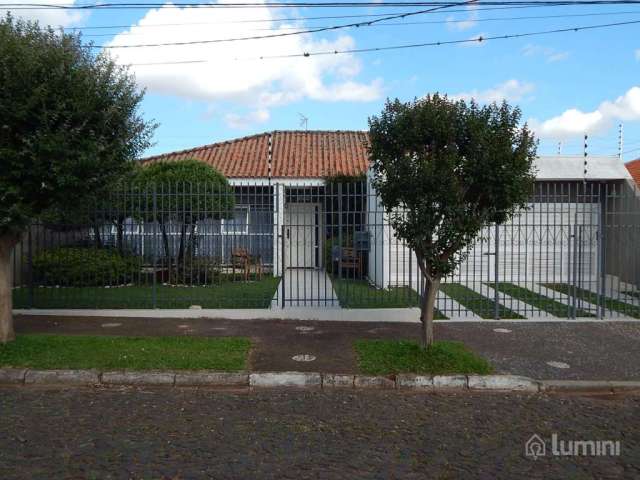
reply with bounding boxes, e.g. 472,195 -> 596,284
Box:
626,158 -> 640,185
141,130 -> 633,290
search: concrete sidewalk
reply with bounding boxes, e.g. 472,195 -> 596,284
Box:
13,314 -> 640,381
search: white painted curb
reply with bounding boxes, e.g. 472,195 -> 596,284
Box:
3,369 -> 639,393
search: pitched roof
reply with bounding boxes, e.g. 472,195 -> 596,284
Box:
536,155 -> 631,180
141,130 -> 369,178
626,158 -> 640,185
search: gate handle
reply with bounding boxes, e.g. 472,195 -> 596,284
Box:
286,228 -> 290,239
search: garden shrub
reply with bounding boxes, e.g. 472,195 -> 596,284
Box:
33,247 -> 139,286
175,257 -> 222,285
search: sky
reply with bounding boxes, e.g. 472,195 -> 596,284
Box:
4,0 -> 640,159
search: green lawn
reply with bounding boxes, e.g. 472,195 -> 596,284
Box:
439,283 -> 525,319
13,277 -> 280,309
492,282 -> 595,318
544,283 -> 640,318
0,334 -> 251,370
355,339 -> 493,375
332,278 -> 447,318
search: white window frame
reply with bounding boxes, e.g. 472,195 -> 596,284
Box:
222,205 -> 250,234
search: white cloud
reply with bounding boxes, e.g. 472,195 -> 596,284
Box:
636,49 -> 640,61
522,44 -> 569,63
107,1 -> 382,125
1,0 -> 86,28
450,79 -> 535,103
446,3 -> 479,31
224,108 -> 270,129
529,86 -> 640,139
547,51 -> 569,63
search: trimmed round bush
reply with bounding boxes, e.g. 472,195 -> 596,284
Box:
33,247 -> 139,287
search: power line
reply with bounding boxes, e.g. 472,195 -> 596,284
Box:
96,2 -> 479,48
7,1 -> 640,9
119,18 -> 640,64
62,4 -> 572,30
78,9 -> 640,37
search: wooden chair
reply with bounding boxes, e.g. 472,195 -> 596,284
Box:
231,248 -> 263,281
340,247 -> 362,277
249,254 -> 263,281
231,248 -> 250,281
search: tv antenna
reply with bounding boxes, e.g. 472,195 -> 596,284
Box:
298,113 -> 309,131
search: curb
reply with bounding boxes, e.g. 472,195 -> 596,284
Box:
1,369 -> 639,394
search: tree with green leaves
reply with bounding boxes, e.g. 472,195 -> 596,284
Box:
369,95 -> 537,348
136,159 -> 235,282
0,15 -> 155,343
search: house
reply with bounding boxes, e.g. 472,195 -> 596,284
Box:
626,158 -> 640,185
142,130 -> 635,306
142,131 -> 369,277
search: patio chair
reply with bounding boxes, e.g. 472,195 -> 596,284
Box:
231,248 -> 250,281
340,247 -> 362,277
249,254 -> 263,281
231,248 -> 263,281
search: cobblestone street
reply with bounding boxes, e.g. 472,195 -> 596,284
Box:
1,387 -> 638,479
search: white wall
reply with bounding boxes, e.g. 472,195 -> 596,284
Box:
382,202 -> 601,287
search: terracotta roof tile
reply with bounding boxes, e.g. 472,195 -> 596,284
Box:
141,130 -> 369,178
626,158 -> 640,185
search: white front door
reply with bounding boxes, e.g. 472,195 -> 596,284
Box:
285,203 -> 318,268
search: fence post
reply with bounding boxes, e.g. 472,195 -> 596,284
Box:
281,224 -> 285,309
338,183 -> 343,281
571,220 -> 579,319
598,183 -> 607,319
494,223 -> 499,320
27,227 -> 34,309
152,185 -> 157,309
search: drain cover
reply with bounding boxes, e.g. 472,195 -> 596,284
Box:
493,328 -> 512,334
295,326 -> 315,332
292,354 -> 316,362
546,361 -> 570,369
101,322 -> 122,328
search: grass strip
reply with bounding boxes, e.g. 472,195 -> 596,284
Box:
544,283 -> 640,319
355,339 -> 493,376
0,334 -> 251,371
332,278 -> 447,318
440,283 -> 525,319
491,282 -> 595,318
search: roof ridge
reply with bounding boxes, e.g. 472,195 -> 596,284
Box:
141,130 -> 368,162
141,131 -> 271,162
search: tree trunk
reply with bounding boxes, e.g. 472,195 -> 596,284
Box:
116,220 -> 124,255
160,224 -> 174,283
92,225 -> 102,249
419,277 -> 441,349
185,223 -> 197,258
177,223 -> 187,263
0,233 -> 20,343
